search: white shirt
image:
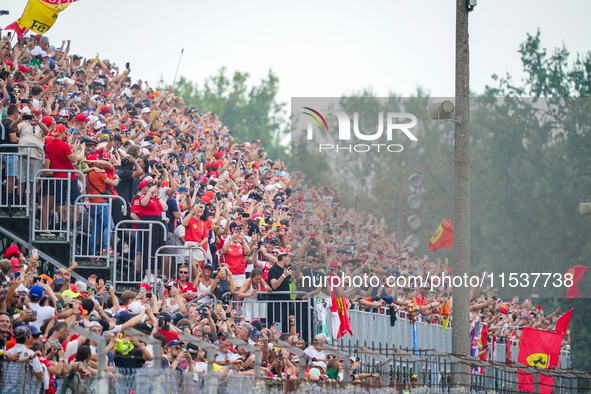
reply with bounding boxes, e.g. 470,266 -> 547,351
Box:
304,345 -> 326,361
215,351 -> 240,371
7,343 -> 43,373
28,303 -> 55,330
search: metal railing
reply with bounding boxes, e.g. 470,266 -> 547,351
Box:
231,291 -> 312,341
318,299 -> 453,353
71,194 -> 127,266
0,145 -> 45,217
153,245 -> 207,294
31,169 -> 85,242
112,219 -> 167,291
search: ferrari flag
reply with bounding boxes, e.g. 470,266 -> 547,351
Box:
427,219 -> 454,252
4,0 -> 77,40
517,327 -> 563,393
331,297 -> 353,339
566,265 -> 587,299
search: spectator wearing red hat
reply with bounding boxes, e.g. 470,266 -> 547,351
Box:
84,155 -> 120,255
45,124 -> 83,234
137,179 -> 167,280
181,202 -> 208,271
71,114 -> 89,136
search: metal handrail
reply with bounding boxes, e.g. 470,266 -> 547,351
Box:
71,194 -> 128,266
31,169 -> 86,243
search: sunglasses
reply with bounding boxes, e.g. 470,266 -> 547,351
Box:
179,271 -> 189,274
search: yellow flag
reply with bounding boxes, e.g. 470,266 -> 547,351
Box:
443,317 -> 449,331
18,0 -> 72,34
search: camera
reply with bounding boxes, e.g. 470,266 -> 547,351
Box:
197,304 -> 208,319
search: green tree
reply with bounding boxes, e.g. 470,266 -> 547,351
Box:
475,30 -> 591,372
172,68 -> 290,163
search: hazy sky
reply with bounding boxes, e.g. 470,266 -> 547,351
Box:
3,0 -> 590,107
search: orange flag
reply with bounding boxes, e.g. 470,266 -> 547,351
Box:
428,219 -> 454,252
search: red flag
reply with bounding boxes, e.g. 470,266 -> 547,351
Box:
479,325 -> 488,362
554,308 -> 572,336
517,327 -> 563,394
331,297 -> 353,338
3,21 -> 29,41
506,338 -> 512,365
566,265 -> 587,299
427,219 -> 453,252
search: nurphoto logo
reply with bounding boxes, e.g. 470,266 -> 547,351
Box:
302,106 -> 418,153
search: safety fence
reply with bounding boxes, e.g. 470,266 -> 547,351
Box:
231,291 -> 313,343
32,169 -> 86,242
71,194 -> 127,266
154,245 -> 208,296
0,145 -> 45,218
111,219 -> 167,292
320,300 -> 452,354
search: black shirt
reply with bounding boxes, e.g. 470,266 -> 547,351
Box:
114,168 -> 135,205
298,267 -> 326,294
0,118 -> 17,153
114,347 -> 146,369
268,263 -> 291,300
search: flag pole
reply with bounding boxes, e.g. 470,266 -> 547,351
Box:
171,48 -> 184,91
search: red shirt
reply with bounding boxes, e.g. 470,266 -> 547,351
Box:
86,170 -> 108,203
45,138 -> 75,179
225,243 -> 246,275
137,197 -> 162,217
131,197 -> 141,229
157,328 -> 179,345
163,280 -> 196,297
184,216 -> 207,250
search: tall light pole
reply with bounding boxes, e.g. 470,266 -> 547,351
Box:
452,0 -> 472,387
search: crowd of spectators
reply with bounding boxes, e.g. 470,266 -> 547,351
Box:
0,31 -> 572,391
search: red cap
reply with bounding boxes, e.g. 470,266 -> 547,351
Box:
330,260 -> 338,268
139,177 -> 154,189
203,191 -> 215,198
214,151 -> 224,159
201,196 -> 211,204
70,283 -> 78,293
4,61 -> 14,68
10,257 -> 19,268
136,283 -> 151,291
41,116 -> 54,127
4,245 -> 20,258
75,114 -> 90,122
161,181 -> 169,187
86,155 -> 98,161
18,65 -> 31,72
278,248 -> 291,255
54,124 -> 67,135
